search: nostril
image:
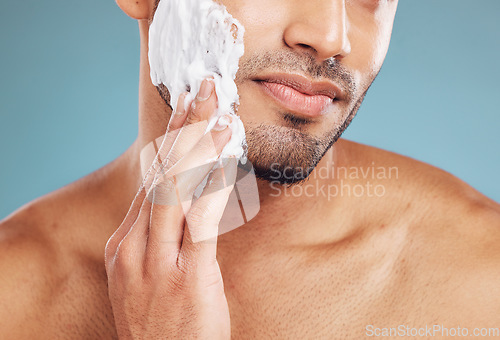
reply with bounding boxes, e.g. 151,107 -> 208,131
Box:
290,42 -> 324,60
296,43 -> 316,53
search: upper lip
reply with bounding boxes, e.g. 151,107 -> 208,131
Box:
253,73 -> 344,101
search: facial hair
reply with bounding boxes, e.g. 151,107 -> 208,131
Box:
155,49 -> 377,186
235,50 -> 374,185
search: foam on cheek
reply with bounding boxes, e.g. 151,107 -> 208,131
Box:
148,0 -> 247,161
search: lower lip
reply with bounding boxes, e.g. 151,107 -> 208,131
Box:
257,81 -> 333,118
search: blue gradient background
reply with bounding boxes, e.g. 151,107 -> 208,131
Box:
0,0 -> 499,219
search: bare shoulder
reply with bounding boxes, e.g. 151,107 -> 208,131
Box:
0,202 -> 63,337
342,137 -> 500,245
339,138 -> 500,217
0,176 -> 120,338
341,139 -> 500,323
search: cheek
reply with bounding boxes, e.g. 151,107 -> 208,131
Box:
346,7 -> 396,89
370,12 -> 396,71
222,0 -> 286,52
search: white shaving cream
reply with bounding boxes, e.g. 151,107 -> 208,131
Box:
148,0 -> 246,160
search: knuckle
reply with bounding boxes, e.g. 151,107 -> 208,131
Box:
112,239 -> 137,271
104,245 -> 117,270
105,237 -> 117,261
187,199 -> 222,226
186,207 -> 219,243
176,254 -> 221,289
176,253 -> 200,279
202,268 -> 224,290
166,272 -> 192,295
185,101 -> 204,124
144,250 -> 175,277
144,255 -> 192,292
143,259 -> 162,280
149,175 -> 178,205
186,204 -> 210,227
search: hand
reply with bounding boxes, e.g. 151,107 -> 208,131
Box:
105,79 -> 236,339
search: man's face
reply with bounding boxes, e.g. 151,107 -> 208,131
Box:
227,0 -> 398,184
156,0 -> 398,184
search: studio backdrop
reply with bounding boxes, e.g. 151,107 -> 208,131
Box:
0,0 -> 499,219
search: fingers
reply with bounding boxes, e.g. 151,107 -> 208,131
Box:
140,93 -> 191,194
105,186 -> 147,267
142,79 -> 218,199
109,99 -> 191,263
163,79 -> 218,171
184,79 -> 217,126
141,78 -> 216,195
154,92 -> 191,167
114,197 -> 152,266
145,119 -> 232,203
146,125 -> 233,264
180,157 -> 238,264
147,196 -> 186,265
110,78 -> 226,274
148,122 -> 233,207
105,189 -> 151,273
167,124 -> 233,193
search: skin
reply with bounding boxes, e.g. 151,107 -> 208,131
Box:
1,0 -> 500,339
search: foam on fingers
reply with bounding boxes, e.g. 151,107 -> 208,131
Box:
148,0 -> 247,161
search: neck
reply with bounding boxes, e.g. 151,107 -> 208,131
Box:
217,144 -> 362,256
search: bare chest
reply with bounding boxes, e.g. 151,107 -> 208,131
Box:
220,252 -> 476,340
40,263 -> 118,340
41,255 -> 478,340
223,260 -> 379,339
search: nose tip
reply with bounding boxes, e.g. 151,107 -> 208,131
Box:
283,1 -> 351,62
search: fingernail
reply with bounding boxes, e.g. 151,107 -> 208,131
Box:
175,93 -> 188,115
212,115 -> 232,131
197,79 -> 214,101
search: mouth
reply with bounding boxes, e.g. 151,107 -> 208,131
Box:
253,73 -> 343,118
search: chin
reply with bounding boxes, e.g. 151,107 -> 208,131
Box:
244,123 -> 337,186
